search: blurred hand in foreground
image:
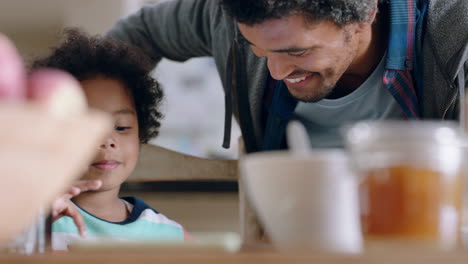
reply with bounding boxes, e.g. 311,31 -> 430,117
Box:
0,33 -> 110,243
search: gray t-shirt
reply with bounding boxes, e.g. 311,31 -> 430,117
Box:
293,54 -> 405,148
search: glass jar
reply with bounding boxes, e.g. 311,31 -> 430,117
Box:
345,121 -> 465,249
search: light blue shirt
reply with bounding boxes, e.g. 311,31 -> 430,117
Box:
293,53 -> 405,148
52,196 -> 185,251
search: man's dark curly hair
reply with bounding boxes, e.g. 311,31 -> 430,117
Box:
31,28 -> 163,144
220,0 -> 383,26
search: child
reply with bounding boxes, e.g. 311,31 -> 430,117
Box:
32,29 -> 190,250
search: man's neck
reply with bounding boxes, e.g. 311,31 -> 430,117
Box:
72,187 -> 128,222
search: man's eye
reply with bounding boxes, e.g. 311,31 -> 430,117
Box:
288,50 -> 308,57
115,126 -> 131,132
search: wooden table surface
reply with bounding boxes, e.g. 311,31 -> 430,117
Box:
1,245 -> 468,264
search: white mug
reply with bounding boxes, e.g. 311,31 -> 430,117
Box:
240,149 -> 362,253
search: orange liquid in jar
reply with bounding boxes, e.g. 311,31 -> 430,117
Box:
360,166 -> 463,242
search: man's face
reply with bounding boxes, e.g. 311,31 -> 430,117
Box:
238,14 -> 363,102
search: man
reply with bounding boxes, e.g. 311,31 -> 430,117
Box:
107,0 -> 468,152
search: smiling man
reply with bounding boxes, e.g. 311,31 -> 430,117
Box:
108,0 -> 468,152
236,9 -> 379,103
233,4 -> 392,148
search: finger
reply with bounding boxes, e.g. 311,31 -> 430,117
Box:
67,186 -> 81,196
61,193 -> 75,201
51,206 -> 61,220
51,197 -> 73,220
66,206 -> 87,237
0,34 -> 26,100
72,180 -> 103,193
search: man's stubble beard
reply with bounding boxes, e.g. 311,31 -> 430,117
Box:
287,67 -> 344,103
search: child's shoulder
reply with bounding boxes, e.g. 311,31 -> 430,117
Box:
121,196 -> 183,228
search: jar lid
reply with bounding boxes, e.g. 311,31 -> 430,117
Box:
344,121 -> 464,150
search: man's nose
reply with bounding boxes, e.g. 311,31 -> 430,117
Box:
267,55 -> 295,80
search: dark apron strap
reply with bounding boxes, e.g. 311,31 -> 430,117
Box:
262,81 -> 298,151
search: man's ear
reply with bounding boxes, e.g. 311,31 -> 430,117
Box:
368,0 -> 379,24
355,0 -> 378,34
353,20 -> 372,35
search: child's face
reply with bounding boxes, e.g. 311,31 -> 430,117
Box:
80,77 -> 140,191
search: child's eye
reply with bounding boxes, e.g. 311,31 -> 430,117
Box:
115,126 -> 131,132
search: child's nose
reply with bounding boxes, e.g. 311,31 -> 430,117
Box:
100,139 -> 116,149
100,143 -> 115,148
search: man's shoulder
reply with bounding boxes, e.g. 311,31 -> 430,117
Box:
425,0 -> 468,59
427,0 -> 468,30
